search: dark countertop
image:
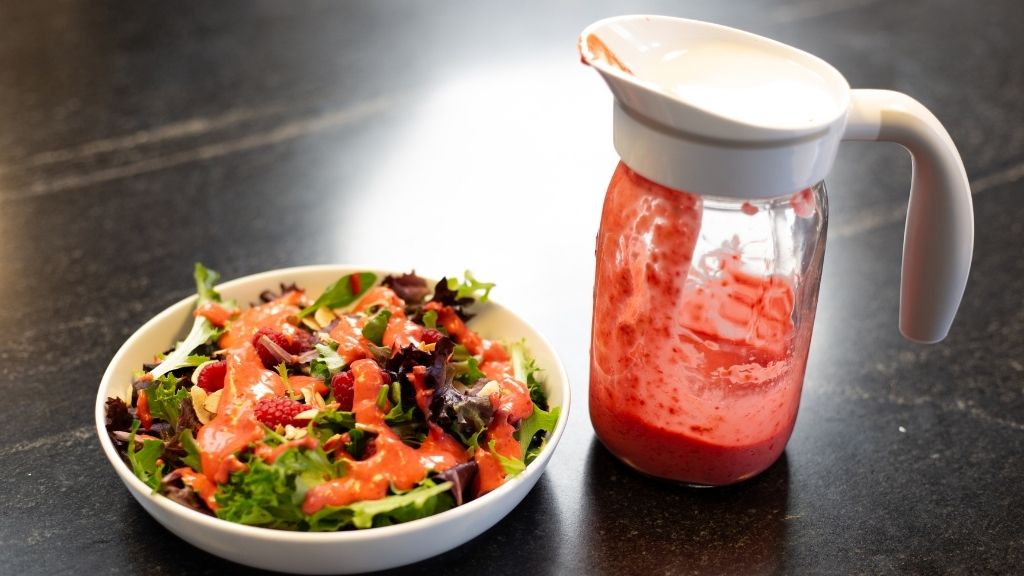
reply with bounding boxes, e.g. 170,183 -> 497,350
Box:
1,1 -> 1022,574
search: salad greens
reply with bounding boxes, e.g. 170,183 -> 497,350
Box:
489,440 -> 526,477
216,436 -> 348,529
517,404 -> 561,464
179,429 -> 203,472
145,375 -> 190,427
127,420 -> 165,492
309,481 -> 454,531
510,340 -> 548,409
148,264 -> 223,379
361,309 -> 392,346
446,270 -> 495,303
299,272 -> 376,318
107,265 -> 561,532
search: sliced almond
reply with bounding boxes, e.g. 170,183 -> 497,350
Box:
301,317 -> 321,331
204,389 -> 223,414
301,386 -> 316,405
283,425 -> 308,441
294,408 -> 319,421
300,387 -> 328,410
311,392 -> 327,410
476,379 -> 501,398
314,306 -> 337,327
190,386 -> 214,425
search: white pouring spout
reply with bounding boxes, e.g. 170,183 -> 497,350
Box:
579,15 -> 974,343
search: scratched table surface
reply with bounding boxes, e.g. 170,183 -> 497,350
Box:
2,1 -> 1022,574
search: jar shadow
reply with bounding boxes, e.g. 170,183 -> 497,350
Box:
578,437 -> 791,576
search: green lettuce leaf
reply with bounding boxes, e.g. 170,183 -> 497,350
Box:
308,480 -> 454,531
509,339 -> 548,409
182,354 -> 212,368
311,407 -> 356,435
461,428 -> 484,452
422,309 -> 438,330
516,404 -> 561,463
452,357 -> 485,386
446,270 -> 495,303
343,428 -> 370,459
216,442 -> 346,530
146,375 -> 190,425
382,379 -> 424,446
379,379 -> 416,426
450,344 -> 471,362
148,263 -> 225,379
366,342 -> 393,364
193,262 -> 222,305
179,428 -> 203,472
361,308 -> 392,346
217,440 -> 452,531
128,420 -> 165,492
299,272 -> 376,318
314,343 -> 344,374
148,318 -> 220,379
488,439 -> 526,477
375,381 -> 391,410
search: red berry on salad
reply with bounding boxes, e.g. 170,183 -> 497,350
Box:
290,328 -> 317,353
331,371 -> 355,411
196,360 -> 227,393
254,396 -> 306,428
421,329 -> 443,344
251,328 -> 298,368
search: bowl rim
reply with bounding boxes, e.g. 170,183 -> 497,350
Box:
94,264 -> 571,543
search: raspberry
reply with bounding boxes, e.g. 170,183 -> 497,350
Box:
331,371 -> 355,411
196,360 -> 227,393
421,329 -> 443,344
254,396 -> 306,428
252,328 -> 300,368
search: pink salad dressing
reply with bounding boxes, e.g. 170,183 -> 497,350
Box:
590,163 -> 816,485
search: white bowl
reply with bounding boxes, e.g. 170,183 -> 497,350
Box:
95,265 -> 570,574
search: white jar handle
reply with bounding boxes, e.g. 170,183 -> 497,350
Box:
843,89 -> 974,343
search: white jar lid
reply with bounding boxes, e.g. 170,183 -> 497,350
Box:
581,15 -> 975,344
580,15 -> 851,198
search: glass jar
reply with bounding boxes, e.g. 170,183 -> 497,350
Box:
589,162 -> 828,486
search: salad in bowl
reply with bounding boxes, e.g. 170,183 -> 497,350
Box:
96,264 -> 568,572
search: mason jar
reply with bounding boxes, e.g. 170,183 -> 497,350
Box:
589,162 -> 827,486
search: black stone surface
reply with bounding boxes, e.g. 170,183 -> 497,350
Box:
1,1 -> 1021,574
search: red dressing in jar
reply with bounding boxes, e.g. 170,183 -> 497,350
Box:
590,163 -> 815,486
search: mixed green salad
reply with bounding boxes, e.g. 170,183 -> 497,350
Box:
104,265 -> 559,531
